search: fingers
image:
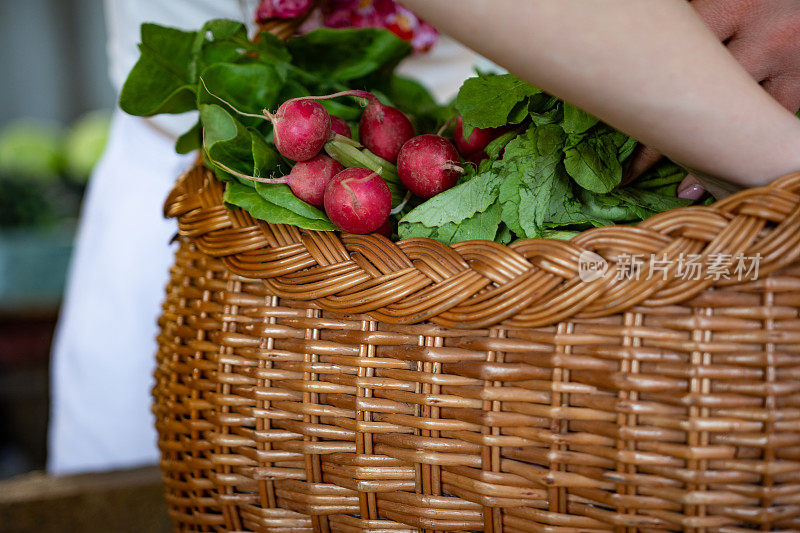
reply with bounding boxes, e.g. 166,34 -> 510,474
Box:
622,145 -> 663,185
680,174 -> 745,200
761,76 -> 800,113
725,36 -> 774,82
677,175 -> 706,200
690,0 -> 739,41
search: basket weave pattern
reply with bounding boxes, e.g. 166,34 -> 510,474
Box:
154,165 -> 800,531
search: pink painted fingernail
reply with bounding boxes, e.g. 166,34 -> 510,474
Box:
678,184 -> 705,201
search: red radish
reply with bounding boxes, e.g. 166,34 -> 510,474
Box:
269,99 -> 331,162
359,98 -> 415,163
375,219 -> 393,238
227,154 -> 343,208
467,150 -> 489,167
284,155 -> 343,207
330,116 -> 352,138
397,134 -> 463,199
454,116 -> 499,157
324,167 -> 392,234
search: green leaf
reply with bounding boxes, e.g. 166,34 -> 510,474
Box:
485,129 -> 518,161
610,187 -> 693,216
632,160 -> 687,190
192,20 -> 290,78
198,63 -> 283,126
120,24 -> 198,116
204,19 -> 248,41
563,129 -> 625,193
252,31 -> 293,64
497,125 -> 567,238
175,122 -> 202,154
224,182 -> 335,231
287,28 -> 412,81
497,224 -> 514,245
528,106 -> 562,126
251,130 -> 285,179
200,104 -> 260,181
399,202 -> 502,245
398,221 -> 438,240
400,170 -> 502,228
254,183 -> 330,221
542,230 -> 581,240
507,100 -> 531,124
576,188 -> 640,222
546,176 -> 612,227
435,202 -> 502,244
456,74 -> 541,129
562,103 -> 599,134
319,99 -> 364,121
617,135 -> 638,162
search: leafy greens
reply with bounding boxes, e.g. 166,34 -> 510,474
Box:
399,73 -> 692,244
121,20 -> 445,231
121,23 -> 696,245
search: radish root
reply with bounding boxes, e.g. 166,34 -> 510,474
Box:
390,191 -> 413,215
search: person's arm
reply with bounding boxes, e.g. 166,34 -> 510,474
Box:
400,0 -> 800,187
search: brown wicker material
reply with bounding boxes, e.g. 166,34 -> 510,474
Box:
154,164 -> 800,532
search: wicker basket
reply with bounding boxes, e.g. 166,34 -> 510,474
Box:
153,12 -> 800,532
155,164 -> 800,532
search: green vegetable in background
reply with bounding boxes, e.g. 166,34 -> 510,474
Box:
0,113 -> 109,229
0,120 -> 64,181
64,111 -> 111,183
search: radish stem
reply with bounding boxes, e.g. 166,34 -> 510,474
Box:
284,90 -> 374,108
437,117 -> 458,137
204,150 -> 288,184
328,132 -> 362,148
199,78 -> 270,122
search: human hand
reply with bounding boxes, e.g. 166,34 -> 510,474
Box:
694,0 -> 800,111
627,0 -> 800,197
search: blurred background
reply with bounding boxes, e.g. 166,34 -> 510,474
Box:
0,2 -> 173,530
0,0 -> 112,479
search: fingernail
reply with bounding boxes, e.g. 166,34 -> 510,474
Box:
678,184 -> 705,201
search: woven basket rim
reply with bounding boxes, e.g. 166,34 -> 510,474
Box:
164,165 -> 800,328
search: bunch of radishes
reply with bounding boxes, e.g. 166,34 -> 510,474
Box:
259,91 -> 507,235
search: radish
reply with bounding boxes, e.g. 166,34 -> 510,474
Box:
283,155 -> 343,207
267,91 -> 376,160
397,134 -> 463,199
324,167 -> 392,234
268,99 -> 331,162
454,117 -> 496,156
330,116 -> 352,139
201,81 -> 364,162
209,154 -> 342,208
453,116 -> 511,163
375,219 -> 393,238
359,97 -> 415,163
